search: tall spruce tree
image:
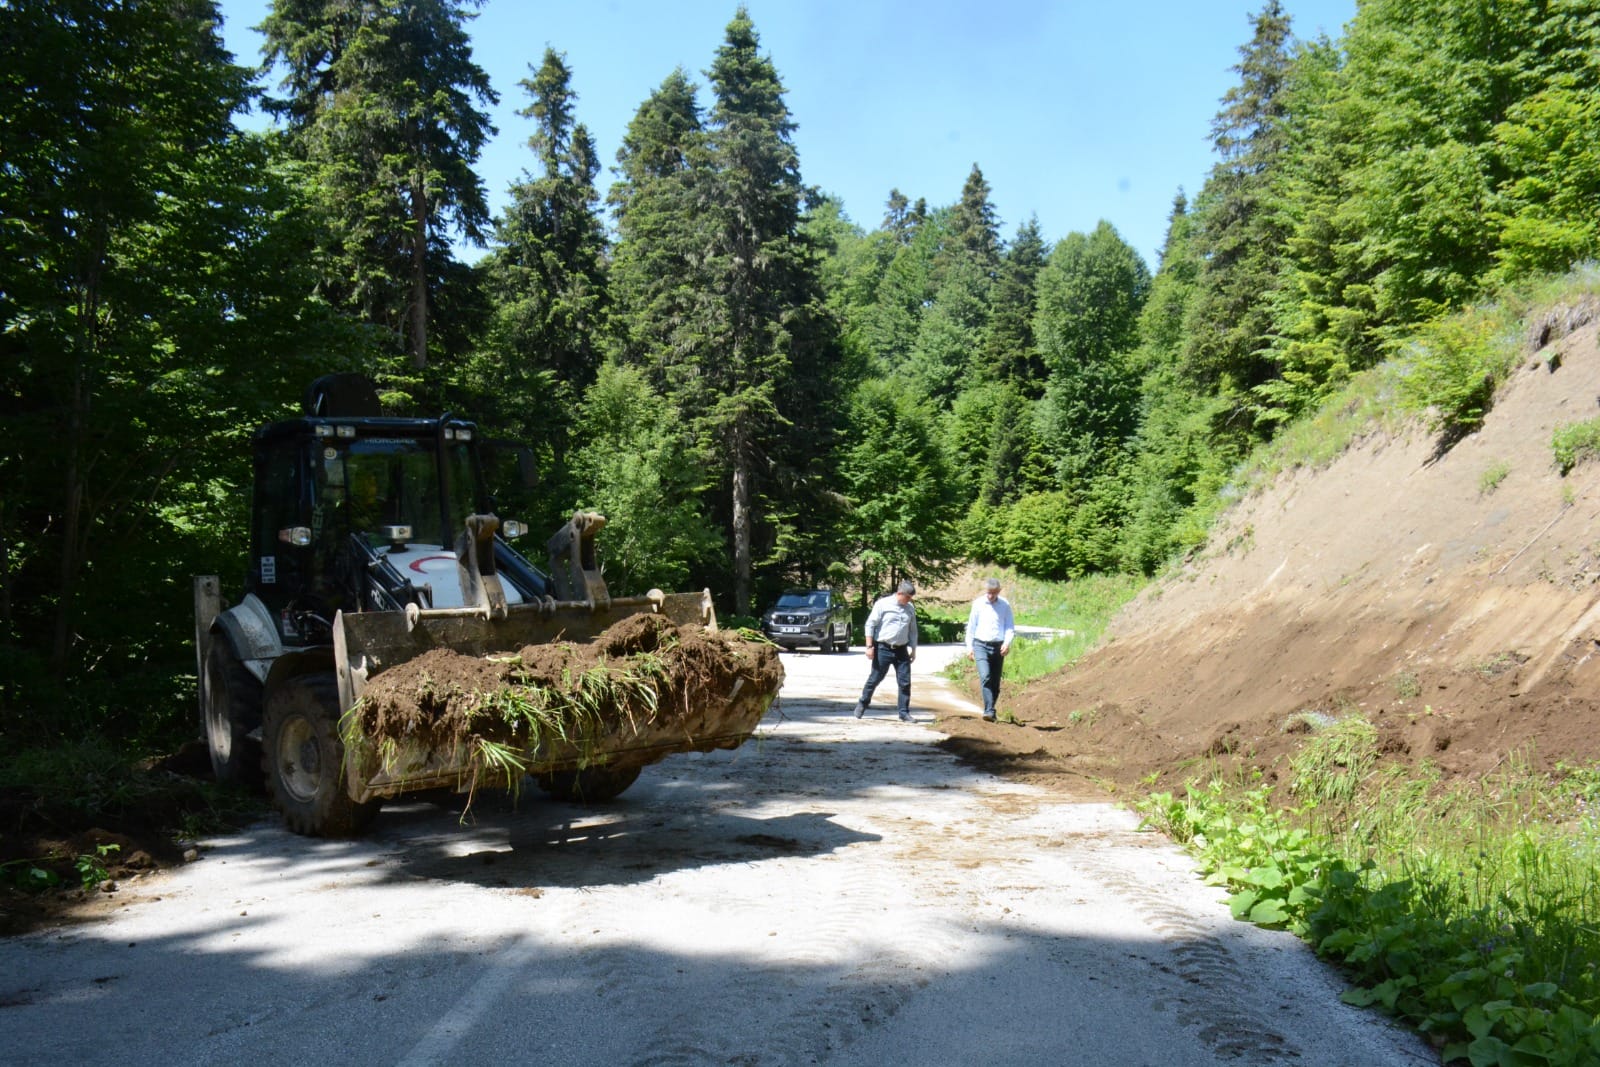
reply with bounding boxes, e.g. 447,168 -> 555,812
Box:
1179,1 -> 1294,414
693,7 -> 830,613
261,0 -> 496,371
947,163 -> 1002,274
465,48 -> 608,526
607,69 -> 706,383
907,166 -> 1002,403
1033,222 -> 1150,487
982,217 -> 1049,393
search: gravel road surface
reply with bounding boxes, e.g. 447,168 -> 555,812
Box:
1,644 -> 1432,1065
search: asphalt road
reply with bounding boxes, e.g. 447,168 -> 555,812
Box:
1,644 -> 1433,1066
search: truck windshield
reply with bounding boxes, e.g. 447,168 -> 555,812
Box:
316,437 -> 479,547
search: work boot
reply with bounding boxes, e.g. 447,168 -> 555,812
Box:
852,701 -> 865,719
898,710 -> 912,722
982,709 -> 996,722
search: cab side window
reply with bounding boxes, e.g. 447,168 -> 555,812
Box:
250,439 -> 304,605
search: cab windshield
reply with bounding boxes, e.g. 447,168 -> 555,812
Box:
315,436 -> 479,548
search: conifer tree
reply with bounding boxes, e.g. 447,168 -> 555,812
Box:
983,217 -> 1050,393
607,69 -> 706,382
947,163 -> 1002,274
261,0 -> 496,370
1033,222 -> 1149,487
694,8 -> 833,612
464,48 -> 608,529
1180,1 -> 1293,410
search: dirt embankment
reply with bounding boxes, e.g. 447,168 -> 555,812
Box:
940,303 -> 1600,794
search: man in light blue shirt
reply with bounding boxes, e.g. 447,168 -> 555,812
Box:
853,580 -> 918,722
966,577 -> 1016,723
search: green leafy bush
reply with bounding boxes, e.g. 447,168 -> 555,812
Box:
1395,307 -> 1521,437
1140,761 -> 1600,1065
1551,418 -> 1600,475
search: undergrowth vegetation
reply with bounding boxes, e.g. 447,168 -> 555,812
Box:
1222,269 -> 1600,507
0,737 -> 263,895
1138,725 -> 1600,1066
1393,269 -> 1600,440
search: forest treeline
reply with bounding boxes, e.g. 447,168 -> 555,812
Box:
4,0 -> 1599,743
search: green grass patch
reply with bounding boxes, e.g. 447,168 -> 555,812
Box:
1238,367 -> 1402,490
1552,417 -> 1600,475
1480,459 -> 1512,494
1139,739 -> 1600,1064
976,568 -> 1146,634
940,571 -> 1145,687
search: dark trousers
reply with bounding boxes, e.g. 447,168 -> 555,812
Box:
973,640 -> 1004,716
860,644 -> 912,715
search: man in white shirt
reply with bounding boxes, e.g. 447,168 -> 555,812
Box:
966,577 -> 1016,723
853,580 -> 918,722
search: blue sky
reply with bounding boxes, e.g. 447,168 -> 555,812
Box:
215,0 -> 1356,269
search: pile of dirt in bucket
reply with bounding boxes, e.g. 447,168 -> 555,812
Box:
346,614 -> 783,784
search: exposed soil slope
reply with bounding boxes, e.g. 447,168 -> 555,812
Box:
940,302 -> 1600,794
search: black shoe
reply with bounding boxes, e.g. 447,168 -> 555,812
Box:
982,713 -> 996,722
898,711 -> 911,722
853,702 -> 865,719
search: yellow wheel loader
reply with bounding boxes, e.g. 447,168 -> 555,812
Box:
194,375 -> 779,836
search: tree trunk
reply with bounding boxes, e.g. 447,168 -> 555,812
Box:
731,426 -> 752,616
52,350 -> 87,676
409,173 -> 429,369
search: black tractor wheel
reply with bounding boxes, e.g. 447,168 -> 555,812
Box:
202,638 -> 264,789
536,765 -> 642,804
261,674 -> 381,837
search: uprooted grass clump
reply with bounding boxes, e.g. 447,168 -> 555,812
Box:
342,614 -> 783,796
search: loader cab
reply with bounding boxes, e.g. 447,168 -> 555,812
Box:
247,413 -> 552,647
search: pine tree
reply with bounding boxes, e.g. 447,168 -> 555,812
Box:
694,7 -> 833,613
947,163 -> 1002,274
261,0 -> 496,370
1179,1 -> 1294,410
464,48 -> 609,531
607,68 -> 706,383
1033,222 -> 1150,488
983,217 -> 1050,393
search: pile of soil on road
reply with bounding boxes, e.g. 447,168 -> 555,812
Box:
933,300 -> 1600,801
346,614 -> 783,786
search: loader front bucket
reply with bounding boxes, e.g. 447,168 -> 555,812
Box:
330,588 -> 769,801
